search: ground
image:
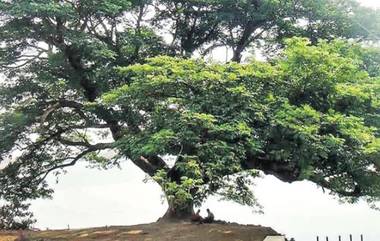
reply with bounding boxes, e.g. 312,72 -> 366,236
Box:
0,222 -> 282,241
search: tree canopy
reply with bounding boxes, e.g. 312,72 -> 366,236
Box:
104,39 -> 380,212
0,0 -> 380,220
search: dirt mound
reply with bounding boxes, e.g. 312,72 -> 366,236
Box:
0,231 -> 18,241
1,222 -> 283,241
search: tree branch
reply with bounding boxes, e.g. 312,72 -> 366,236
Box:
0,51 -> 45,69
57,137 -> 91,147
201,43 -> 226,57
37,142 -> 113,183
231,20 -> 266,62
309,175 -> 363,198
243,155 -> 300,183
40,99 -> 85,124
131,155 -> 169,177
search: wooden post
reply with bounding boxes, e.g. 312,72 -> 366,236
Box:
326,236 -> 329,241
316,236 -> 319,241
350,234 -> 353,241
338,235 -> 341,241
361,234 -> 363,241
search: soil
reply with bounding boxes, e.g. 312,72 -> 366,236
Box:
0,221 -> 282,241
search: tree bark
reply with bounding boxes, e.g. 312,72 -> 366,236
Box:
231,47 -> 244,63
159,200 -> 194,222
158,168 -> 195,222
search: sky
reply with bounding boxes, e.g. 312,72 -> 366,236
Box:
2,1 -> 380,241
360,0 -> 380,8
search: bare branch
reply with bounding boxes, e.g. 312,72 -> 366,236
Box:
38,151 -> 90,182
37,142 -> 114,183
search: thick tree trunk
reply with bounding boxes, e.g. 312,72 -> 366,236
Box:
159,201 -> 194,222
231,49 -> 243,63
157,159 -> 197,222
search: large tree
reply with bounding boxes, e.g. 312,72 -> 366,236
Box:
0,0 -> 380,220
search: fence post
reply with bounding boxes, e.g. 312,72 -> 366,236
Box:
350,234 -> 353,241
338,235 -> 341,241
361,234 -> 363,241
316,236 -> 319,241
326,236 -> 329,241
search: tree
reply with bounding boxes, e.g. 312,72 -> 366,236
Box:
0,0 -> 379,220
155,0 -> 380,61
104,39 -> 380,217
0,200 -> 36,230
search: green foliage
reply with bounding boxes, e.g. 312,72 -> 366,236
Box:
0,200 -> 36,230
0,112 -> 30,155
105,38 -> 380,208
217,172 -> 262,212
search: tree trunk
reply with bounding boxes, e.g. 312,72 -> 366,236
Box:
159,200 -> 194,222
231,49 -> 243,63
157,161 -> 196,222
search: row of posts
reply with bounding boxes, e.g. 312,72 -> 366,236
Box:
316,235 -> 364,241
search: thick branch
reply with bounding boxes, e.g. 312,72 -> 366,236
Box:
231,20 -> 266,62
131,155 -> 169,177
243,155 -> 300,183
64,46 -> 99,101
245,156 -> 364,197
62,47 -> 124,139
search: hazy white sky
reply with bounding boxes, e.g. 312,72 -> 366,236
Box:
4,1 -> 380,241
360,0 -> 380,8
